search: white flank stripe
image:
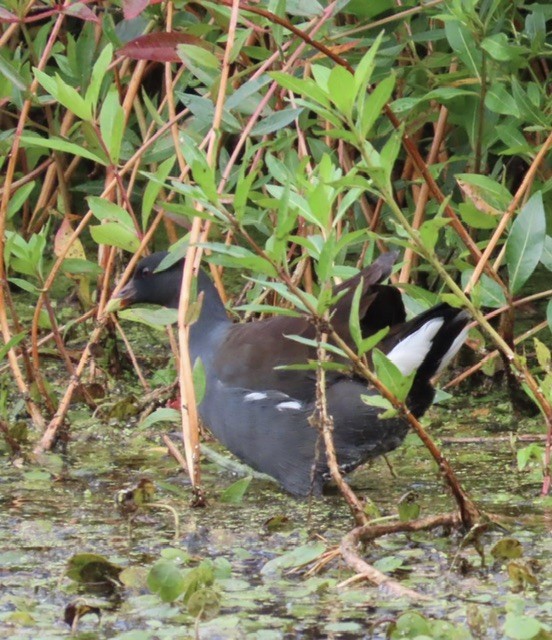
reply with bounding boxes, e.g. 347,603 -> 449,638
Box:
387,318 -> 444,375
435,326 -> 469,375
276,401 -> 302,411
244,392 -> 268,401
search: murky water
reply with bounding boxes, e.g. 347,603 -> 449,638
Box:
2,394 -> 551,639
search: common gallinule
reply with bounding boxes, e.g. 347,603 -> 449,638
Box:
118,251 -> 469,495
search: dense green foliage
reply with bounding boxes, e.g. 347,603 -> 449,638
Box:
0,0 -> 551,635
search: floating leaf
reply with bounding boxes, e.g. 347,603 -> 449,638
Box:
115,478 -> 156,516
397,491 -> 421,522
491,538 -> 523,560
147,560 -> 186,602
503,612 -> 540,638
66,553 -> 122,585
517,443 -> 543,471
373,556 -> 404,573
219,477 -> 252,504
261,541 -> 326,575
187,588 -> 221,620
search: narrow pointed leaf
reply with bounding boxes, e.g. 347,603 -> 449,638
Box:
372,349 -> 414,402
505,192 -> 545,294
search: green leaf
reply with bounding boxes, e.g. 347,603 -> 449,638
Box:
481,33 -> 514,61
269,71 -> 330,108
141,156 -> 176,228
226,74 -> 271,112
380,127 -> 402,188
458,202 -> 498,230
66,553 -> 122,584
461,269 -> 507,309
348,281 -> 364,351
372,349 -> 414,402
358,327 -> 389,358
456,173 -> 511,210
328,65 -> 355,119
398,491 -> 421,521
517,443 -> 542,471
534,337 -> 550,371
0,331 -> 27,361
234,303 -> 301,318
359,74 -> 395,138
353,31 -> 384,97
120,307 -> 178,328
485,83 -> 521,118
7,182 -> 35,219
247,277 -> 314,313
99,87 -> 124,164
540,235 -> 552,272
192,357 -> 206,404
140,408 -> 180,430
444,20 -> 481,78
395,612 -> 431,636
261,541 -> 326,575
419,216 -> 450,252
147,560 -> 186,603
178,44 -> 220,69
199,242 -> 277,277
7,277 -> 37,294
219,476 -> 252,504
0,55 -> 27,91
315,235 -> 336,281
285,334 -> 347,358
505,192 -> 546,294
547,300 -> 552,333
90,222 -> 140,252
88,196 -> 135,228
495,122 -> 531,154
511,78 -> 547,127
61,258 -> 102,276
490,538 -> 523,560
34,68 -> 91,120
20,134 -> 106,164
373,556 -> 404,573
503,613 -> 541,640
187,587 -> 220,620
251,107 -> 303,137
85,43 -> 113,110
176,46 -> 218,87
190,159 -> 219,205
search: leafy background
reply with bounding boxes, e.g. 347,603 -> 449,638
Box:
0,0 -> 551,637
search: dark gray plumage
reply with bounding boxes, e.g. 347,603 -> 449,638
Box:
118,251 -> 469,495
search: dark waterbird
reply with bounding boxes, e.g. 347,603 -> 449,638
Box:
118,251 -> 469,495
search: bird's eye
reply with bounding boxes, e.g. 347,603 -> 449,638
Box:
138,266 -> 151,278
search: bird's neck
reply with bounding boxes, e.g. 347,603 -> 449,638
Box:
188,271 -> 231,371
